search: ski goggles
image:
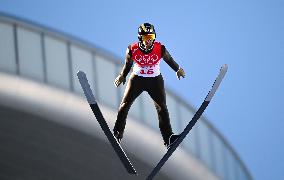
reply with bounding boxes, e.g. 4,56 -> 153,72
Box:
141,34 -> 155,41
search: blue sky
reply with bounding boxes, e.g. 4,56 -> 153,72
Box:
0,0 -> 283,179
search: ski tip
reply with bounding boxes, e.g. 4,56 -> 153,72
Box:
77,71 -> 97,104
77,70 -> 86,78
205,64 -> 228,102
221,64 -> 228,71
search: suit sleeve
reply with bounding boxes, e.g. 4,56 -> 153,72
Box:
161,45 -> 180,72
120,45 -> 133,78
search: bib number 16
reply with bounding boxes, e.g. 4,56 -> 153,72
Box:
140,69 -> 154,74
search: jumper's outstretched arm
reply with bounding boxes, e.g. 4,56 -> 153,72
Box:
114,46 -> 133,87
162,45 -> 186,79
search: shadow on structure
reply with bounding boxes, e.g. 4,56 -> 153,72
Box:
0,105 -> 172,180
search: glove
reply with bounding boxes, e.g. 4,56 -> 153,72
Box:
114,74 -> 126,87
176,67 -> 185,80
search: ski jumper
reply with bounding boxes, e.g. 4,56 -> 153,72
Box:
113,41 -> 180,145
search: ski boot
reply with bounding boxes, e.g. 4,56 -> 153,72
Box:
113,130 -> 123,143
167,134 -> 180,149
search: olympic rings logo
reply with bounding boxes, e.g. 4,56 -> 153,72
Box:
134,54 -> 159,65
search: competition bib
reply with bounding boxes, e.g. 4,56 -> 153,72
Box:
132,62 -> 161,77
131,42 -> 162,77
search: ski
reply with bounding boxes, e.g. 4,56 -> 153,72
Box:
146,64 -> 228,180
77,71 -> 137,175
